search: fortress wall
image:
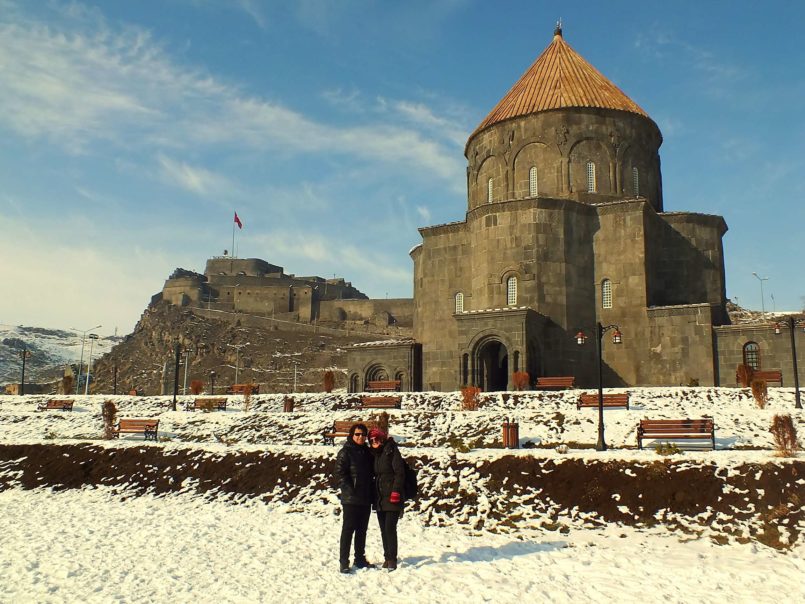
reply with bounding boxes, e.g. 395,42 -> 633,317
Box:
319,299 -> 414,326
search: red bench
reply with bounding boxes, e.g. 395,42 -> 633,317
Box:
227,383 -> 259,394
366,380 -> 401,392
113,419 -> 160,441
577,393 -> 629,409
359,396 -> 401,410
185,397 -> 228,411
323,420 -> 381,445
536,376 -> 575,390
37,399 -> 74,411
637,418 -> 715,450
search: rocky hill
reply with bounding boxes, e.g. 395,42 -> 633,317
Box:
89,301 -> 406,395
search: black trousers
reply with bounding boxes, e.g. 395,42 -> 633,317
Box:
376,510 -> 400,561
340,504 -> 371,563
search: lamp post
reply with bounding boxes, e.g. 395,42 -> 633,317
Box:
774,317 -> 804,410
72,324 -> 101,394
227,342 -> 249,384
209,370 -> 216,395
171,342 -> 182,411
84,333 -> 99,395
292,361 -> 300,392
752,272 -> 769,315
182,347 -> 195,395
575,322 -> 623,451
19,349 -> 32,395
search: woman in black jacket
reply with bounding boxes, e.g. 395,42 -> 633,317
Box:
368,427 -> 405,571
335,423 -> 375,573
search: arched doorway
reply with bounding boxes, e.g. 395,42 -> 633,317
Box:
476,339 -> 509,391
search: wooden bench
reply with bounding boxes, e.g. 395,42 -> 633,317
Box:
535,376 -> 575,390
185,397 -> 228,411
359,396 -> 401,410
227,383 -> 259,394
323,420 -> 380,445
113,419 -> 160,441
366,380 -> 401,392
736,369 -> 783,386
577,393 -> 629,409
637,418 -> 715,450
37,399 -> 74,412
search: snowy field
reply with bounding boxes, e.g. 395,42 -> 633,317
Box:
0,486 -> 803,604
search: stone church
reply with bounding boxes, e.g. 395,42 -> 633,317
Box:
348,25 -> 739,392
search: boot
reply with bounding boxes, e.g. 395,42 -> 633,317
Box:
354,557 -> 376,569
340,560 -> 352,574
385,558 -> 397,571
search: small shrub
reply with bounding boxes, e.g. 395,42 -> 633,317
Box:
512,371 -> 530,391
654,442 -> 683,456
687,377 -> 700,387
189,380 -> 204,395
460,386 -> 481,411
323,370 -> 335,393
61,375 -> 74,395
446,435 -> 471,453
283,396 -> 295,412
770,414 -> 799,457
242,384 -> 254,411
369,410 -> 390,434
736,364 -> 754,388
750,379 -> 768,409
102,400 -> 117,439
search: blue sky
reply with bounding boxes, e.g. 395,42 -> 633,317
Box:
1,0 -> 803,335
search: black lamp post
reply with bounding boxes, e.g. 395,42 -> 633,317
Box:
19,349 -> 32,395
575,322 -> 623,451
209,370 -> 216,395
172,342 -> 182,411
773,317 -> 804,410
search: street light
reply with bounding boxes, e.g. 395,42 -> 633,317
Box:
227,342 -> 249,384
18,349 -> 32,395
575,322 -> 623,451
773,317 -> 804,410
182,347 -> 196,395
84,333 -> 99,395
72,324 -> 101,394
172,342 -> 182,411
752,272 -> 769,315
292,360 -> 300,392
209,370 -> 216,395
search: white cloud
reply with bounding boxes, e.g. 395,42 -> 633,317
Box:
157,155 -> 237,198
0,8 -> 464,185
0,212 -> 173,334
416,206 -> 431,223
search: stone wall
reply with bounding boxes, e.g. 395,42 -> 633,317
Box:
714,323 -> 805,387
318,299 -> 414,327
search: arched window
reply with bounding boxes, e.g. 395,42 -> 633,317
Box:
454,292 -> 464,313
528,166 -> 538,197
586,161 -> 597,193
506,276 -> 517,305
743,342 -> 761,370
601,279 -> 612,309
632,166 -> 640,196
487,177 -> 493,203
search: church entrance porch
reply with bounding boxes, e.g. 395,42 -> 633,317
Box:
475,339 -> 509,391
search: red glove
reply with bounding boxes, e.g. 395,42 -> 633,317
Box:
390,491 -> 401,504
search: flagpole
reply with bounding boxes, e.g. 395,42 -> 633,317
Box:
232,218 -> 235,258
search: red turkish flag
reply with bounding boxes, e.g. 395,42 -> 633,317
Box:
234,211 -> 243,229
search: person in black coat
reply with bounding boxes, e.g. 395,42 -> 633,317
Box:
368,427 -> 405,571
335,423 -> 376,573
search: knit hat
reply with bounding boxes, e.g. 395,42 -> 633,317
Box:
368,427 -> 387,442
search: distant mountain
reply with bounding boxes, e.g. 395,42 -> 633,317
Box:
0,324 -> 119,385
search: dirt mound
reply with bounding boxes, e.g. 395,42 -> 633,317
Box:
1,443 -> 801,550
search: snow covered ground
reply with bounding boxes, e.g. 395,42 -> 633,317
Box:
0,486 -> 802,604
0,387 -> 802,602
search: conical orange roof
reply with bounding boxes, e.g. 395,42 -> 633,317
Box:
470,27 -> 650,141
